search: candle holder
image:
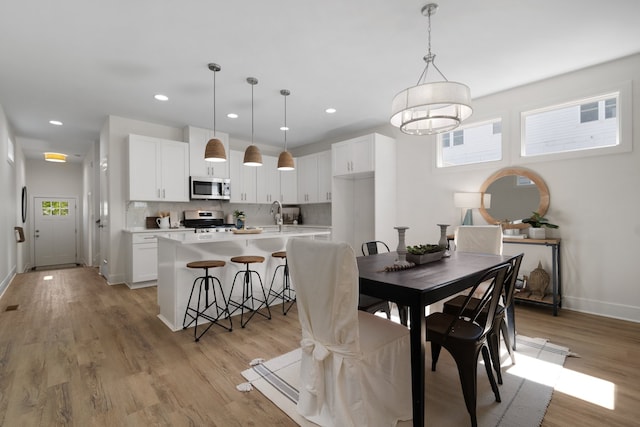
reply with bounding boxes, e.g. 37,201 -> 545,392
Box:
394,226 -> 413,267
437,224 -> 451,257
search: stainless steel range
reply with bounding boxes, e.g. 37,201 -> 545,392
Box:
183,210 -> 234,233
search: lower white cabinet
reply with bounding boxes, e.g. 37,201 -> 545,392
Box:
125,230 -> 190,288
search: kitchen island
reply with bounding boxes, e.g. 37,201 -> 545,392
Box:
156,227 -> 331,331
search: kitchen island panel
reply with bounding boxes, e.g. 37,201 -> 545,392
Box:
157,230 -> 330,331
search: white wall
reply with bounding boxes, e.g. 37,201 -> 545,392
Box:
102,116 -> 184,284
0,103 -> 19,295
25,158 -> 84,267
393,54 -> 640,322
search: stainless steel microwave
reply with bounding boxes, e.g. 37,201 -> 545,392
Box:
189,176 -> 231,200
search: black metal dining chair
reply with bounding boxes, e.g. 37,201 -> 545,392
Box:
426,263 -> 510,427
358,241 -> 392,319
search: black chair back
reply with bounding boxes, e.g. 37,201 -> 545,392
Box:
361,240 -> 390,256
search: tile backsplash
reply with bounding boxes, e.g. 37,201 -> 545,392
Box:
126,201 -> 331,228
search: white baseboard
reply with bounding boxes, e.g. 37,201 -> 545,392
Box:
563,296 -> 640,323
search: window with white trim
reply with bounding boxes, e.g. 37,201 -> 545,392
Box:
523,93 -> 619,157
437,119 -> 502,168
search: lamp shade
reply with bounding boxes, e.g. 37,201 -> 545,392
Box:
453,192 -> 482,209
204,137 -> 226,162
44,152 -> 67,162
390,81 -> 472,135
277,150 -> 295,171
453,192 -> 491,209
243,144 -> 263,166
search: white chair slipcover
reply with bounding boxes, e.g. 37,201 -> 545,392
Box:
286,238 -> 412,427
455,225 -> 503,255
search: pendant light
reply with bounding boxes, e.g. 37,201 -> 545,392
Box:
204,63 -> 227,162
390,3 -> 472,135
243,77 -> 262,166
277,89 -> 295,171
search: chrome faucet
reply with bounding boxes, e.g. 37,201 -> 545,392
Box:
270,200 -> 283,231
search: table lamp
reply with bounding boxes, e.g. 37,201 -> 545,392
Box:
453,192 -> 491,225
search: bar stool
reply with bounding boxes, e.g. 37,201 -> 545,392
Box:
227,256 -> 271,328
183,260 -> 232,342
267,251 -> 295,315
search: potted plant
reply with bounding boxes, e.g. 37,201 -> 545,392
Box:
233,210 -> 246,229
405,244 -> 446,265
522,211 -> 558,239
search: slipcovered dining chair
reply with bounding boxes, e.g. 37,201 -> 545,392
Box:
443,253 -> 523,384
358,240 -> 392,320
454,225 -> 503,255
426,263 -> 510,427
287,238 -> 412,427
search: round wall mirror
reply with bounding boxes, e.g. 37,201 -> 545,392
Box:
479,167 -> 549,225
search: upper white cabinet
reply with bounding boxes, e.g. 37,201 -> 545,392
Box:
127,134 -> 189,202
184,125 -> 230,178
230,150 -> 257,203
297,154 -> 319,204
280,159 -> 298,204
297,150 -> 332,204
331,133 -> 396,250
317,150 -> 332,202
256,155 -> 280,203
332,135 -> 374,177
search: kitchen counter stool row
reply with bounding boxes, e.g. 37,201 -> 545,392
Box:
182,251 -> 293,341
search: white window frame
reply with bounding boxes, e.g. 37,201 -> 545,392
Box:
519,81 -> 632,163
435,117 -> 504,169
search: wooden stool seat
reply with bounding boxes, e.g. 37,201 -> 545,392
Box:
231,256 -> 265,264
187,260 -> 225,269
271,251 -> 287,259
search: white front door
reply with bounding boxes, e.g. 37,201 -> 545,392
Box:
34,197 -> 77,267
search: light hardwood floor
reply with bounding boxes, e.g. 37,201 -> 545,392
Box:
0,267 -> 638,426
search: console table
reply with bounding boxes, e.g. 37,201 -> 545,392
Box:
503,238 -> 561,316
447,235 -> 562,315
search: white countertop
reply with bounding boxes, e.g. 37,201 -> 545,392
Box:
124,225 -> 330,234
123,227 -> 195,234
157,227 -> 331,245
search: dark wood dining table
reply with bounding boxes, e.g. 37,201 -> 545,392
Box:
357,251 -> 516,427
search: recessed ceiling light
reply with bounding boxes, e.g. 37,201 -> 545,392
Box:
227,113 -> 238,119
49,120 -> 63,126
154,94 -> 169,101
44,152 -> 67,162
280,126 -> 289,131
325,108 -> 337,114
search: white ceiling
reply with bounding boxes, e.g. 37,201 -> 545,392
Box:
1,0 -> 640,162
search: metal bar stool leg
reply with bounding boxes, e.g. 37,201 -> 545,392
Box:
267,251 -> 296,315
183,261 -> 232,342
227,256 -> 271,328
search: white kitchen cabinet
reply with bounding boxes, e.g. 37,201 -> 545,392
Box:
125,230 -> 191,288
331,133 -> 396,251
297,154 -> 319,204
184,125 -> 230,178
230,150 -> 257,203
279,158 -> 298,204
297,150 -> 332,204
127,134 -> 189,202
317,150 -> 332,202
332,135 -> 374,177
256,155 -> 280,203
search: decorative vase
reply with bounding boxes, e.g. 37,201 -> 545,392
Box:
394,226 -> 412,267
236,215 -> 245,230
528,227 -> 546,239
437,224 -> 450,257
527,261 -> 550,298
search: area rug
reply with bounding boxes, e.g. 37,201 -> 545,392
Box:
240,335 -> 570,427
